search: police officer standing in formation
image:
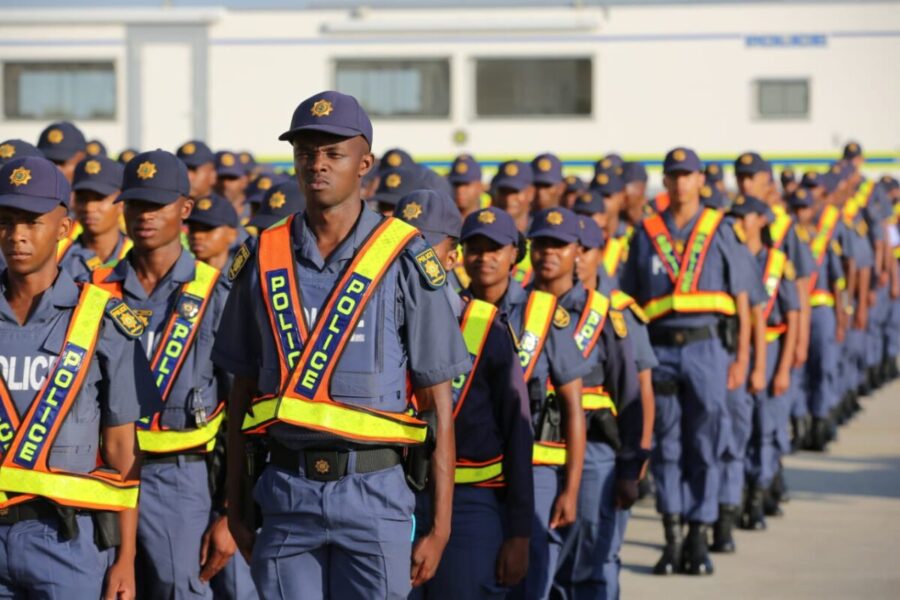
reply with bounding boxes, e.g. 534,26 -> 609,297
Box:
0,156 -> 159,598
216,91 -> 470,599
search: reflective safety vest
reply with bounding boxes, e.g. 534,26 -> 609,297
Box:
243,216 -> 429,446
0,284 -> 140,511
641,208 -> 736,321
768,205 -> 793,251
55,221 -> 84,261
810,290 -> 836,308
452,299 -> 504,485
572,289 -> 616,413
854,180 -> 875,209
808,206 -> 840,293
602,237 -> 626,278
760,249 -> 788,342
512,239 -> 533,287
654,192 -> 670,213
93,261 -> 224,454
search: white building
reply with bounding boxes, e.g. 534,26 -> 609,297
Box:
1,0 -> 898,176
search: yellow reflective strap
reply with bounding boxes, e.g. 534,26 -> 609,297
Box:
0,466 -> 138,511
532,442 -> 567,466
455,457 -> 503,485
453,300 -> 496,415
573,290 -> 609,356
855,180 -> 874,208
603,237 -> 624,277
811,207 -> 840,263
810,291 -> 836,307
518,291 -> 556,380
137,409 -> 225,454
582,390 -> 616,414
768,208 -> 792,249
642,292 -> 736,321
56,222 -> 84,260
242,397 -> 279,432
275,396 -> 427,444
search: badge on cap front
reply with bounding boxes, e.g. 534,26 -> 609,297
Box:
402,202 -> 422,221
311,99 -> 334,117
9,167 -> 31,187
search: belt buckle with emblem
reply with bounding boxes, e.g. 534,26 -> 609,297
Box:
306,450 -> 341,482
674,331 -> 686,345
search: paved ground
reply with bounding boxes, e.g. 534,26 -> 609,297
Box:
620,381 -> 900,599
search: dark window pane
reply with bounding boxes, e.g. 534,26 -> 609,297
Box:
335,59 -> 450,118
4,62 -> 116,121
757,79 -> 809,119
476,58 -> 592,117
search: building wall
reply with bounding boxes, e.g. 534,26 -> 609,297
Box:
0,2 -> 898,172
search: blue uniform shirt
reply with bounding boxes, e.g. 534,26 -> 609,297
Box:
213,205 -> 471,448
92,250 -> 229,431
557,283 -> 644,479
779,222 -> 815,280
621,207 -> 747,329
596,277 -> 658,373
0,269 -> 160,472
755,248 -> 800,326
59,232 -> 130,282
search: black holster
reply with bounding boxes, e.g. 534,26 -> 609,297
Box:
587,409 -> 622,451
718,317 -> 739,354
92,511 -> 121,550
404,411 -> 436,492
54,505 -> 79,541
241,437 -> 267,531
537,387 -> 563,444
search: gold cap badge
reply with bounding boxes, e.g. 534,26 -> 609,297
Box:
708,164 -> 719,174
136,162 -> 157,180
537,158 -> 552,172
269,191 -> 286,209
85,160 -> 102,175
740,154 -> 753,165
547,211 -> 564,225
181,142 -> 196,155
796,189 -> 807,199
121,151 -> 136,163
673,149 -> 687,162
596,173 -> 609,185
601,158 -> 612,168
455,162 -> 469,174
386,152 -> 402,167
221,153 -> 236,167
197,198 -> 213,210
385,173 -> 401,189
402,202 -> 422,221
9,167 -> 32,187
240,152 -> 251,164
478,210 -> 496,224
47,129 -> 64,144
310,99 -> 334,118
86,142 -> 101,156
579,192 -> 592,203
0,144 -> 15,159
258,177 -> 272,190
504,163 -> 519,177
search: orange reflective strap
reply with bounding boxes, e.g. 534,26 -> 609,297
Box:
452,299 -> 497,419
90,266 -> 123,298
0,378 -> 34,508
56,222 -> 84,261
766,324 -> 788,342
0,284 -> 140,511
257,216 -> 310,386
642,214 -> 680,283
573,289 -> 609,358
517,291 -> 557,381
676,209 -> 722,293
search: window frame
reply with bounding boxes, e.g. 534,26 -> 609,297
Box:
472,55 -> 594,120
753,77 -> 811,121
332,56 -> 452,120
2,60 -> 118,122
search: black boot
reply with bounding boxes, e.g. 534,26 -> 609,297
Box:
809,417 -> 830,452
683,522 -> 715,575
741,486 -> 767,530
771,465 -> 790,504
653,514 -> 683,575
763,487 -> 783,517
711,504 -> 738,553
791,415 -> 809,452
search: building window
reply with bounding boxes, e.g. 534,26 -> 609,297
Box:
335,59 -> 450,118
756,79 -> 809,119
3,61 -> 116,121
476,57 -> 592,117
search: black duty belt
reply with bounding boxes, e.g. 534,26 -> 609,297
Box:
649,325 -> 714,347
269,442 -> 403,482
142,452 -> 207,465
0,499 -> 61,525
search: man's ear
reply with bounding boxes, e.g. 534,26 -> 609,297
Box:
179,197 -> 195,220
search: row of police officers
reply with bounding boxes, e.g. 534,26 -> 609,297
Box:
0,90 -> 896,599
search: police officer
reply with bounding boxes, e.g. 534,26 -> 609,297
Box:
493,160 -> 534,235
187,194 -> 242,271
215,91 -> 470,599
59,155 -> 130,281
622,147 -> 756,576
589,170 -> 630,289
704,163 -> 727,196
118,148 -> 139,165
448,154 -> 487,219
86,139 -> 108,158
562,175 -> 587,211
91,149 -> 235,598
530,207 -> 644,600
369,164 -> 427,216
531,153 -> 565,211
177,140 -> 218,200
395,190 -> 534,599
214,151 -> 250,220
36,121 -> 87,183
460,206 -> 589,600
0,156 -> 159,598
726,195 -> 799,530
622,161 -> 650,227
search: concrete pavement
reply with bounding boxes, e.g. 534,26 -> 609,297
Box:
620,381 -> 900,599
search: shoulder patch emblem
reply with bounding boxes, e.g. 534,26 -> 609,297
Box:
107,299 -> 144,338
414,247 -> 446,289
610,310 -> 628,338
229,243 -> 251,281
553,306 -> 570,329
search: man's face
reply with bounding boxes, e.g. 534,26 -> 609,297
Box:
124,198 -> 192,251
74,189 -> 122,236
188,163 -> 217,199
737,171 -> 769,197
453,181 -> 484,215
188,222 -> 236,262
576,246 -> 601,286
664,171 -> 704,203
531,236 -> 577,283
0,205 -> 70,275
215,175 -> 248,205
494,187 -> 530,220
533,182 -> 564,211
293,132 -> 373,208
